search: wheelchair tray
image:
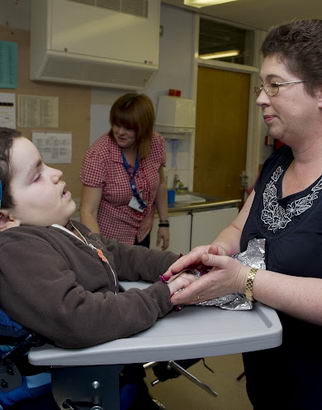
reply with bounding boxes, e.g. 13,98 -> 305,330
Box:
29,281 -> 282,367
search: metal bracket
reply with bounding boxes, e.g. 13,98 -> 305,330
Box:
52,364 -> 123,410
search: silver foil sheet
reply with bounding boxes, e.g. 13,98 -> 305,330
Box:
195,238 -> 266,310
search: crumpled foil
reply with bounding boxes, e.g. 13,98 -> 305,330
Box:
195,238 -> 266,310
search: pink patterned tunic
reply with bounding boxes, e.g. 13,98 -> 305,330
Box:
80,133 -> 166,244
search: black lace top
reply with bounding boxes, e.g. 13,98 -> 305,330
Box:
241,145 -> 322,278
241,145 -> 322,410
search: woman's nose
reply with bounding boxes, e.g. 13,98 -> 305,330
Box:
256,89 -> 270,107
118,126 -> 127,134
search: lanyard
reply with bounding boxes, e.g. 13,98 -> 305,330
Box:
121,151 -> 147,209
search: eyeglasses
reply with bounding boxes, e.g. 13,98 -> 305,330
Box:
254,80 -> 306,97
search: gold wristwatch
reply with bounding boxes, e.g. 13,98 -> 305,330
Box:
244,267 -> 258,301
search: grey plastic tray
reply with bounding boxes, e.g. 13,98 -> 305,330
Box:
29,281 -> 282,367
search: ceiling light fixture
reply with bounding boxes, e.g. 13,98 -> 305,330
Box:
184,0 -> 237,8
199,49 -> 240,59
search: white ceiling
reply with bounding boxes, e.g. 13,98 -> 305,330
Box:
161,0 -> 322,31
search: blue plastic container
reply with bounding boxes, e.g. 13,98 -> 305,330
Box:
167,189 -> 176,205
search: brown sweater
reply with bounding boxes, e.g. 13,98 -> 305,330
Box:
0,221 -> 177,348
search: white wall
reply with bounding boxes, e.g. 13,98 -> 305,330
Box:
1,0 -> 267,191
90,4 -> 196,190
0,0 -> 30,31
1,0 -> 196,190
150,4 -> 195,189
148,5 -> 195,102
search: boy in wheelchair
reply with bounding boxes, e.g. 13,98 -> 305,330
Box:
0,128 -> 197,409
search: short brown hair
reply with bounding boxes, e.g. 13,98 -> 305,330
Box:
261,19 -> 322,95
0,127 -> 22,208
109,93 -> 155,158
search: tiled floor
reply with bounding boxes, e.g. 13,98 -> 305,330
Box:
146,354 -> 253,410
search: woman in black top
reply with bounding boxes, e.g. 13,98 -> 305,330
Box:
165,19 -> 322,410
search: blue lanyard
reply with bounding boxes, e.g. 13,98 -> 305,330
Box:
121,151 -> 147,209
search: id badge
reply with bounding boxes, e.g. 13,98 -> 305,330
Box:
128,196 -> 144,213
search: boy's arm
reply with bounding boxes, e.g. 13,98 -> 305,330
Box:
104,238 -> 179,282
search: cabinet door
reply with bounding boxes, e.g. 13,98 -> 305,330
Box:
150,213 -> 191,255
191,208 -> 239,248
49,0 -> 160,66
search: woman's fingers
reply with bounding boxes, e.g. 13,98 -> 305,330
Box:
170,275 -> 212,305
169,256 -> 247,305
162,245 -> 210,279
208,242 -> 227,256
167,272 -> 198,296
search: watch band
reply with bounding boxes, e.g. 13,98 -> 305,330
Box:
244,267 -> 258,301
159,219 -> 169,227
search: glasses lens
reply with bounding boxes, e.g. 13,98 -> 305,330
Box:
254,86 -> 261,97
266,84 -> 279,97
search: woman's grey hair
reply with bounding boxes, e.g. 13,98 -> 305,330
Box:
261,19 -> 322,95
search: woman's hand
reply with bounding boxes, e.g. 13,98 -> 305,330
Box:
162,242 -> 227,280
166,272 -> 199,301
157,227 -> 170,250
170,254 -> 248,305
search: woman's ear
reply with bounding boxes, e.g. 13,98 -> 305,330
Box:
0,211 -> 20,231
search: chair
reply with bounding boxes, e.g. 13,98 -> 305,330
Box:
0,309 -> 51,408
144,359 -> 219,398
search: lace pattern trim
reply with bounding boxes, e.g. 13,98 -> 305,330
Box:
261,166 -> 322,232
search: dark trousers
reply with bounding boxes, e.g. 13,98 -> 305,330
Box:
134,233 -> 150,248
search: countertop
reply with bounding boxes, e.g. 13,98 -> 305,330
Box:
168,193 -> 241,213
72,195 -> 242,220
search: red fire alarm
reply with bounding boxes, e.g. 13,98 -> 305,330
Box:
168,89 -> 181,97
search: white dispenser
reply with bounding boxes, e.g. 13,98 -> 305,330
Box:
156,96 -> 195,137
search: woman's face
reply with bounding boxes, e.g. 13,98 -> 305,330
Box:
256,55 -> 321,146
7,137 -> 76,227
112,124 -> 136,150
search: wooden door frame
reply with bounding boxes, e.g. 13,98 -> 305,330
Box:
191,16 -> 267,191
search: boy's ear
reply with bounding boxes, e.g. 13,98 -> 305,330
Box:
316,87 -> 322,108
0,210 -> 20,231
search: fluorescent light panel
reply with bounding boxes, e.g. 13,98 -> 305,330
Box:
199,49 -> 240,59
184,0 -> 237,8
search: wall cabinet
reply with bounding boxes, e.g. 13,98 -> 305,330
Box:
30,0 -> 160,89
150,207 -> 239,254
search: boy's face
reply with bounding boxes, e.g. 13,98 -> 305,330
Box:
7,137 -> 76,227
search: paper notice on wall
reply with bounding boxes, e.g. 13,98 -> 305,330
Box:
32,132 -> 72,164
0,92 -> 16,128
18,95 -> 59,128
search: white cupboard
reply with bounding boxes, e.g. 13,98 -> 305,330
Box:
150,207 -> 239,254
190,207 -> 239,249
150,212 -> 191,254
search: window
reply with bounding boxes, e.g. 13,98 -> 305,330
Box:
199,18 -> 254,65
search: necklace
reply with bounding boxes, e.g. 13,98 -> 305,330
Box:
67,221 -> 107,260
53,221 -> 118,294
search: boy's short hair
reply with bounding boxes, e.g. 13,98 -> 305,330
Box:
261,19 -> 322,95
0,127 -> 22,209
